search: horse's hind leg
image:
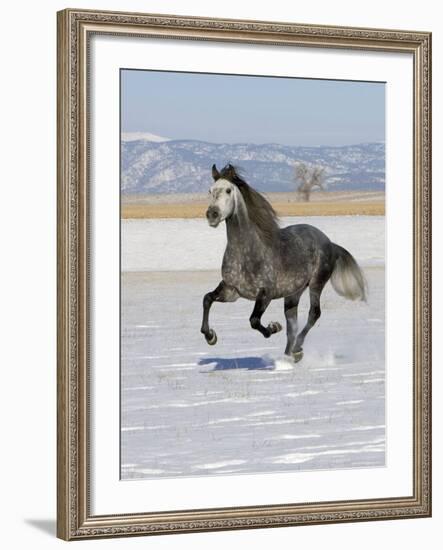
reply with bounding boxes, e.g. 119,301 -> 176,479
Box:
201,281 -> 238,345
284,289 -> 305,358
249,288 -> 282,338
294,283 -> 325,354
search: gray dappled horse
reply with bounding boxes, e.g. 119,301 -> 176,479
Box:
201,164 -> 366,362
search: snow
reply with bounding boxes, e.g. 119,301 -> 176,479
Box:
121,140 -> 385,193
121,131 -> 171,142
122,216 -> 385,272
121,216 -> 385,479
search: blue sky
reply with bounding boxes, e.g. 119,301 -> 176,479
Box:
121,69 -> 385,147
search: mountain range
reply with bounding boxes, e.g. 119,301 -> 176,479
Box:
121,134 -> 385,194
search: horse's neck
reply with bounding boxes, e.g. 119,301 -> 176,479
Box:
225,200 -> 268,255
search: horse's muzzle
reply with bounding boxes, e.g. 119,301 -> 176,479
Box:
206,206 -> 221,227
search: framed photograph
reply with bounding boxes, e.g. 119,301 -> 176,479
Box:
57,8 -> 431,540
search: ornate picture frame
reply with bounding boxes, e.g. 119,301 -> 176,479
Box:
57,8 -> 431,540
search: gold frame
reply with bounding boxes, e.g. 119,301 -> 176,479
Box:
57,8 -> 432,540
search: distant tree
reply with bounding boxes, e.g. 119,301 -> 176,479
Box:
294,162 -> 326,202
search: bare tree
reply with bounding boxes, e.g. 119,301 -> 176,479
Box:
294,162 -> 326,202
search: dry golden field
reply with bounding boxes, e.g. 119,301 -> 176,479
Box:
121,191 -> 385,219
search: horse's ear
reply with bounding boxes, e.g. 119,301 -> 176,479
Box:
212,164 -> 220,180
226,164 -> 236,180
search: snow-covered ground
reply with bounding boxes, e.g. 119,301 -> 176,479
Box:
122,216 -> 385,272
121,216 -> 385,480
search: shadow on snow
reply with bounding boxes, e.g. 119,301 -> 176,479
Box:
199,356 -> 275,371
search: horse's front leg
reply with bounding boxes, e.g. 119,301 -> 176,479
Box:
201,281 -> 238,345
249,288 -> 282,338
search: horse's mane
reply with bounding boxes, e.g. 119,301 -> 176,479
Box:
216,164 -> 279,244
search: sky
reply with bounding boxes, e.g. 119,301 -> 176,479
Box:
121,69 -> 385,147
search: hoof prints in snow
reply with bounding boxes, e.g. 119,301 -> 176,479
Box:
121,267 -> 385,479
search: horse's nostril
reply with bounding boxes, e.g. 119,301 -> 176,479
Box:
207,208 -> 219,220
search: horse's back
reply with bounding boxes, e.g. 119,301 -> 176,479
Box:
280,223 -> 332,250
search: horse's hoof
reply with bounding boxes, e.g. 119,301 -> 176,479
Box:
292,349 -> 304,363
268,321 -> 282,334
205,329 -> 217,346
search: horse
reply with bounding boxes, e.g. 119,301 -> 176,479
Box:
200,163 -> 367,362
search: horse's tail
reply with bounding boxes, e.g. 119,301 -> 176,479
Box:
330,243 -> 367,301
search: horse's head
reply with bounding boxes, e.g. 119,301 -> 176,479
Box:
206,164 -> 236,228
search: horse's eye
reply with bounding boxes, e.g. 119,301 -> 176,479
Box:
226,188 -> 232,194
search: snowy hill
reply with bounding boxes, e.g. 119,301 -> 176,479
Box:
121,132 -> 171,143
121,139 -> 385,194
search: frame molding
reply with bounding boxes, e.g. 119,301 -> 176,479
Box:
57,8 -> 431,540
